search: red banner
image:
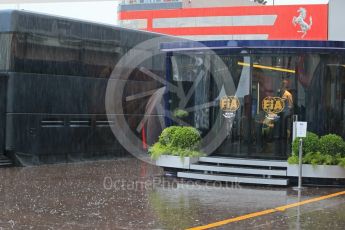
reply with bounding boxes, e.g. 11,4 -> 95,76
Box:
119,4 -> 328,40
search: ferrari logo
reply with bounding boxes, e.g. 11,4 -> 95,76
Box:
292,7 -> 312,39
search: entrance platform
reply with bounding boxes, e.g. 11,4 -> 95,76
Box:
175,156 -> 289,186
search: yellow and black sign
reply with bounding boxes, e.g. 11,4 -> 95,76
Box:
220,96 -> 240,112
262,96 -> 285,114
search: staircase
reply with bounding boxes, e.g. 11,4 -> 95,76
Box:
0,154 -> 13,168
177,156 -> 289,186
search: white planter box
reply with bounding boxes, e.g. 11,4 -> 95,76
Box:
155,155 -> 199,169
287,164 -> 345,178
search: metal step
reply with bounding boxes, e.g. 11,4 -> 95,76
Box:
177,172 -> 289,186
190,164 -> 287,176
0,155 -> 13,167
0,160 -> 11,163
0,162 -> 13,167
199,157 -> 288,168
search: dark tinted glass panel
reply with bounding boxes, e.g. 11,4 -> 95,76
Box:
168,52 -> 303,159
298,54 -> 345,138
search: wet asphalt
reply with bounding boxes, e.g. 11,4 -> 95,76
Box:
0,158 -> 344,230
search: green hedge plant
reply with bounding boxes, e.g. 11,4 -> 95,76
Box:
158,126 -> 179,146
288,132 -> 345,168
173,109 -> 189,119
149,126 -> 204,160
304,152 -> 335,166
319,134 -> 345,156
338,157 -> 345,167
292,132 -> 319,156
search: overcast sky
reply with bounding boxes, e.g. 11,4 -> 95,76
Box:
0,1 -> 120,25
0,0 -> 329,26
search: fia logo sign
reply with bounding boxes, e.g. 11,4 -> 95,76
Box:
220,96 -> 240,112
262,96 -> 285,114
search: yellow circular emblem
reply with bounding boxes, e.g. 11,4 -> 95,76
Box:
220,96 -> 240,112
262,96 -> 285,114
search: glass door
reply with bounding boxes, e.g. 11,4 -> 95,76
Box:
215,54 -> 297,159
250,55 -> 296,159
214,55 -> 252,157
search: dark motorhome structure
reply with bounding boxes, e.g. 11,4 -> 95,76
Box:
0,10 -> 168,166
161,40 -> 345,160
158,40 -> 345,185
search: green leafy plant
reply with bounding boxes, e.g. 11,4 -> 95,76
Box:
288,133 -> 345,168
338,157 -> 345,167
292,132 -> 319,156
158,126 -> 179,146
288,152 -> 337,166
287,154 -> 299,164
170,126 -> 201,149
173,109 -> 189,118
149,126 -> 204,160
304,152 -> 335,166
319,134 -> 345,156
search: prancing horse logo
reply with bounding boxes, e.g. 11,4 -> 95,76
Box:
292,7 -> 312,38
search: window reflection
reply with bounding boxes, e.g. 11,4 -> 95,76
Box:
168,52 -> 345,159
300,54 -> 345,138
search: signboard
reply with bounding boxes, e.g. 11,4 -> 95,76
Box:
220,96 -> 240,112
120,4 -> 328,40
296,122 -> 307,137
262,96 -> 285,114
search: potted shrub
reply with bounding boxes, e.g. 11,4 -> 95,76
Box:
287,132 -> 345,178
149,126 -> 204,169
173,109 -> 189,120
